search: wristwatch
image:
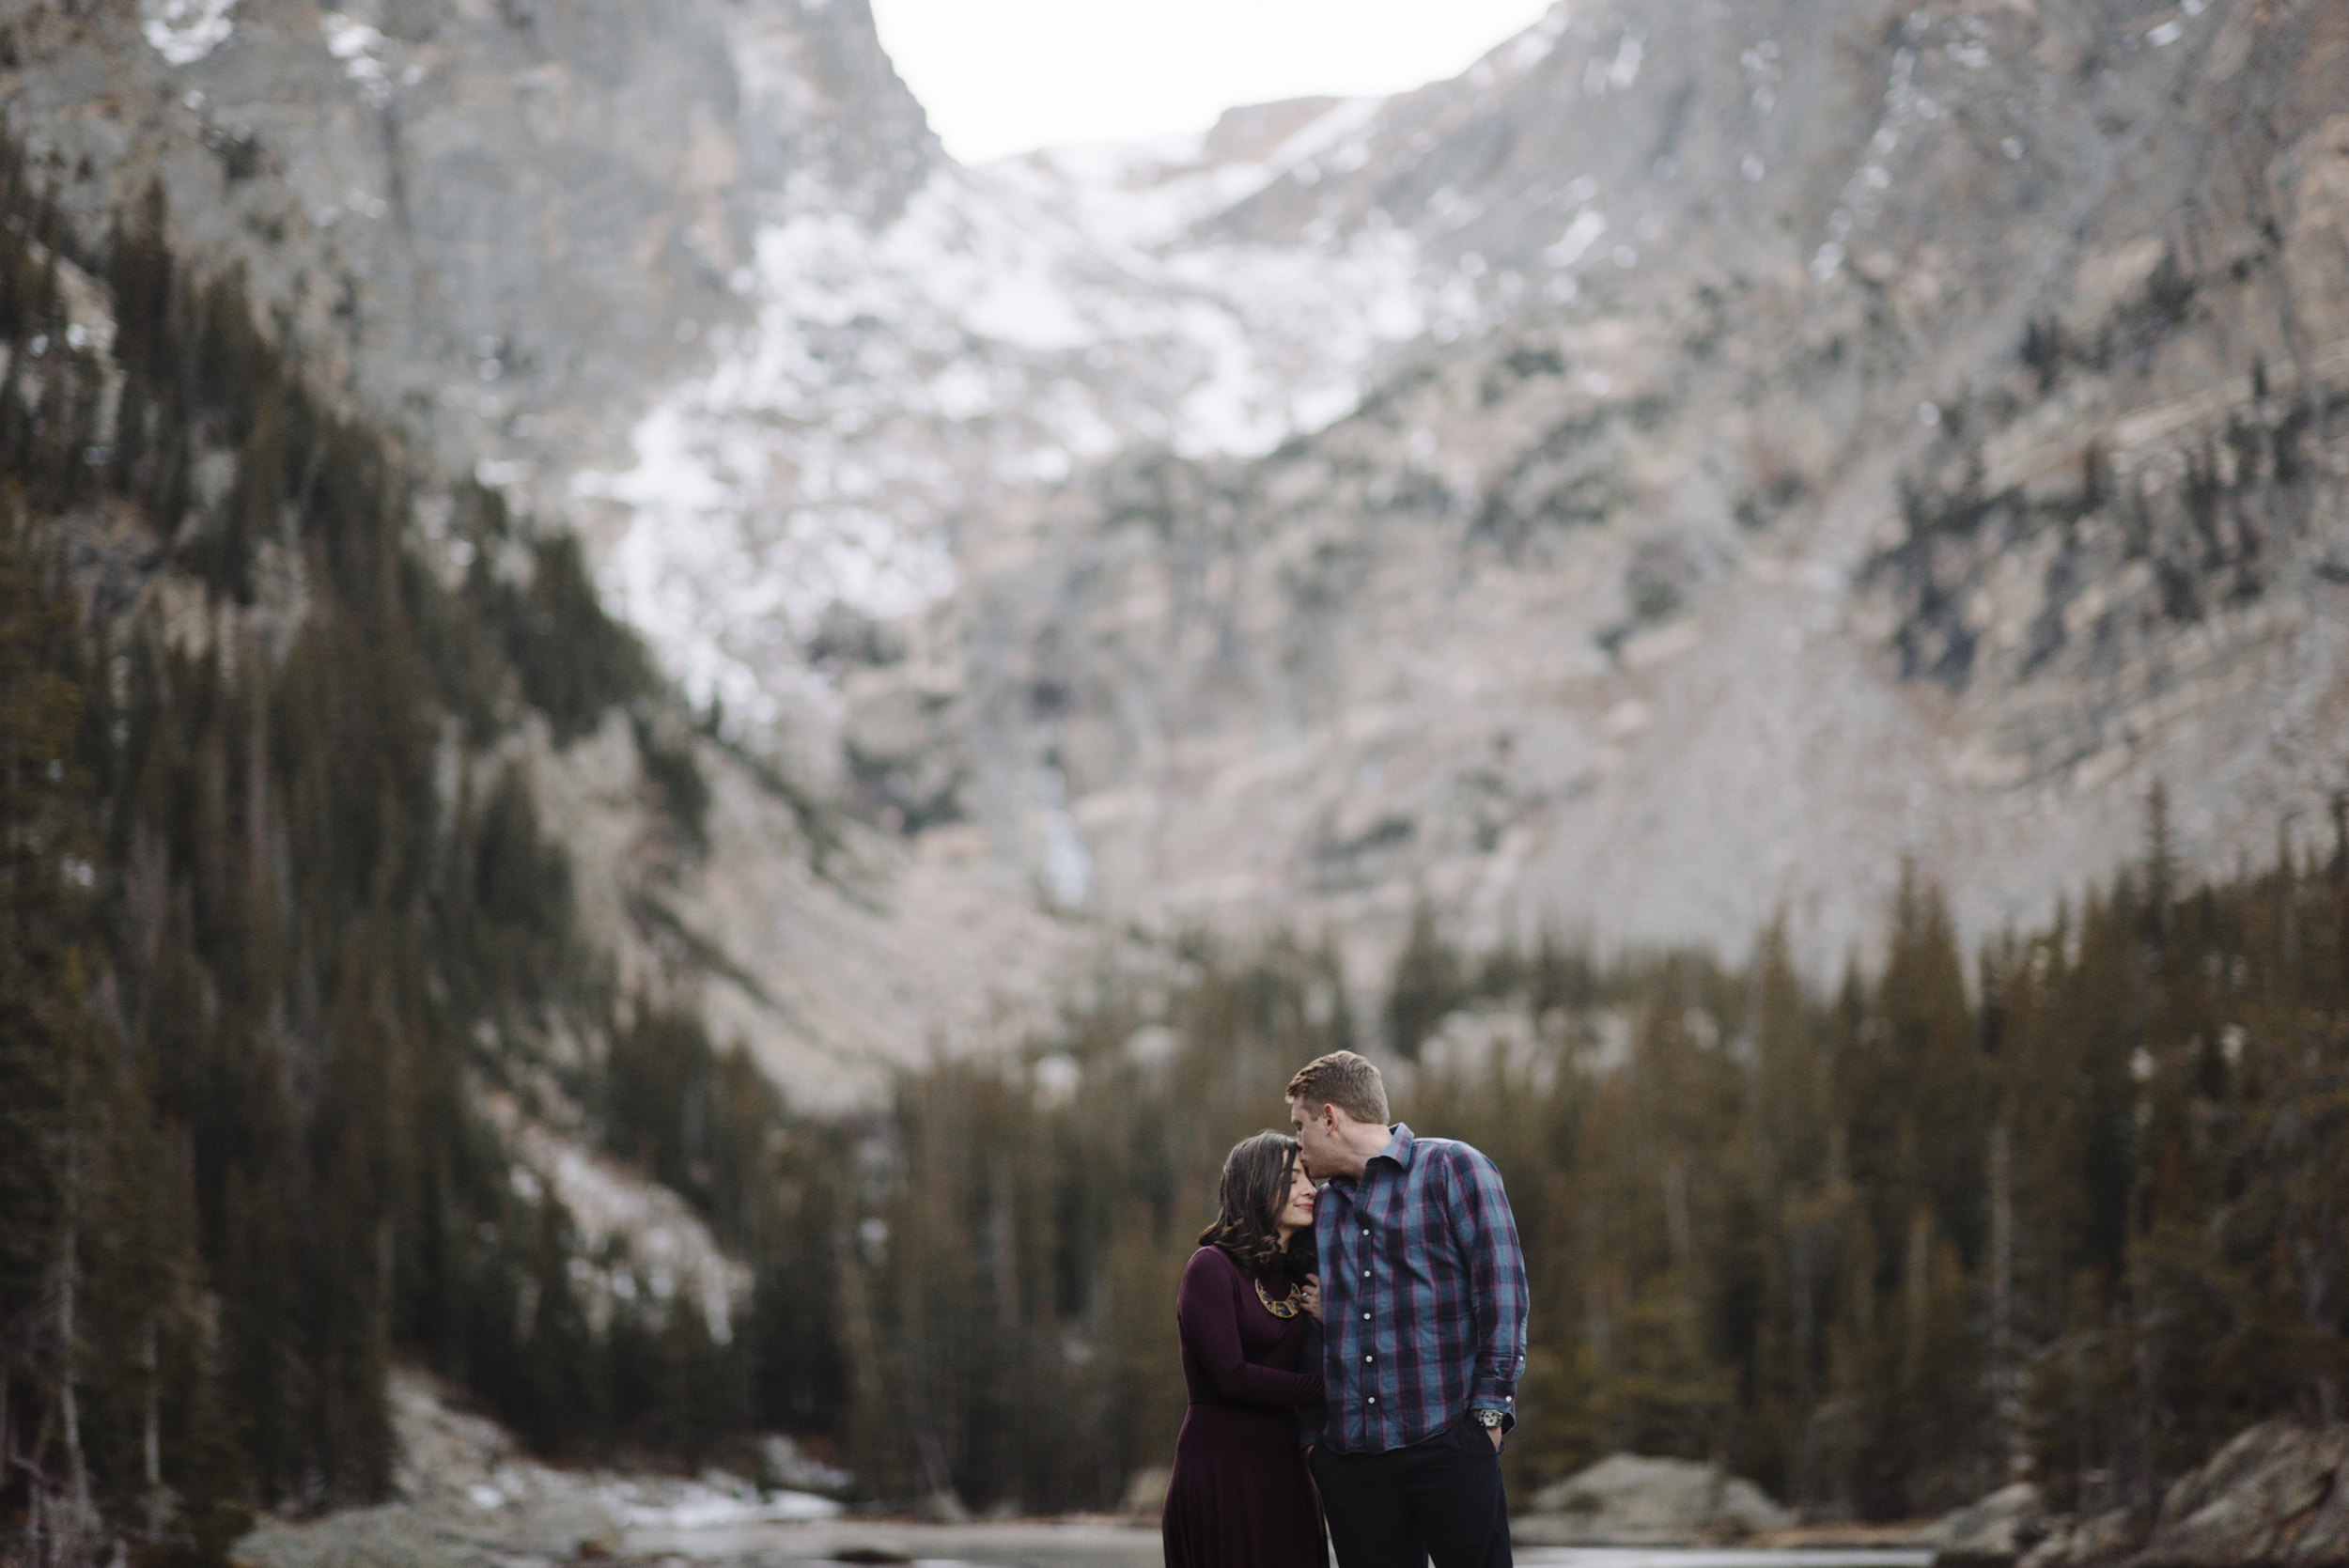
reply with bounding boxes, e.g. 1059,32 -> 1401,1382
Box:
1471,1408 -> 1505,1430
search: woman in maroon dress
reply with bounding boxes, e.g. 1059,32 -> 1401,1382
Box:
1162,1131 -> 1328,1568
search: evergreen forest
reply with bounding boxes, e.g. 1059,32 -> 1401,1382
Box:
0,146 -> 832,1565
2,137 -> 2345,1568
840,827 -> 2349,1522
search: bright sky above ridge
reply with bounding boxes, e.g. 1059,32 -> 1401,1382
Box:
868,0 -> 1558,165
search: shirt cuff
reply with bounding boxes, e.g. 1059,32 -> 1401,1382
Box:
1470,1385 -> 1517,1431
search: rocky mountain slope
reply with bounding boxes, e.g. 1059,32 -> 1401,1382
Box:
13,0 -> 2346,1024
843,0 -> 2349,973
3,0 -> 1078,1102
11,0 -> 931,492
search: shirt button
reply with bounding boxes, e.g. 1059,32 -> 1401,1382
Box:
1368,1396 -> 1377,1404
1364,1355 -> 1374,1363
1361,1312 -> 1370,1320
1361,1269 -> 1369,1278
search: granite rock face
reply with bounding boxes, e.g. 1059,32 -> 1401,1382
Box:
5,0 -> 932,493
845,0 -> 2349,978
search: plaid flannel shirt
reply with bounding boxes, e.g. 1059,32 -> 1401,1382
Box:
1311,1124 -> 1529,1453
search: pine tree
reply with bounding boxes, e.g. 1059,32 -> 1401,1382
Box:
1385,897 -> 1465,1060
0,490 -> 103,1560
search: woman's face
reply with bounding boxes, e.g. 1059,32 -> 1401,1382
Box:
1273,1157 -> 1317,1236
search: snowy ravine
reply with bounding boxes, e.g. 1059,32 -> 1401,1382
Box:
573,100 -> 1455,734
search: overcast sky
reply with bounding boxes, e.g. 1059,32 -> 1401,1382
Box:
867,0 -> 1558,165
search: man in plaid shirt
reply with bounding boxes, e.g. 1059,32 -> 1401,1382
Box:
1289,1050 -> 1528,1568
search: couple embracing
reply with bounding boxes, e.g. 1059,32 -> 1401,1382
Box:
1162,1049 -> 1528,1568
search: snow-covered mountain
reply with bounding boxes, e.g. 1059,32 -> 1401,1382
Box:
573,94 -> 1481,733
17,0 -> 2348,1028
827,0 -> 2349,976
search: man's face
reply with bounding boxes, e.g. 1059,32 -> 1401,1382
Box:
1288,1096 -> 1339,1179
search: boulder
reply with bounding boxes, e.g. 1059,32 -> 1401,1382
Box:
235,1505 -> 507,1568
1923,1483 -> 2051,1568
755,1434 -> 854,1498
2018,1506 -> 2155,1568
1522,1453 -> 1793,1543
2138,1421 -> 2349,1568
2012,1421 -> 2349,1568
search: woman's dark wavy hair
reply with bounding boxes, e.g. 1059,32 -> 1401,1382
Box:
1198,1130 -> 1315,1281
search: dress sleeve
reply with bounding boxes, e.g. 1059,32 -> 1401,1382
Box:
1177,1250 -> 1325,1407
1293,1314 -> 1328,1449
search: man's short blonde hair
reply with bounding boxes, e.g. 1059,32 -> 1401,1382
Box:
1286,1050 -> 1390,1127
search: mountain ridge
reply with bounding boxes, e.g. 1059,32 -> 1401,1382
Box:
836,0 -> 2349,978
11,0 -> 2346,1017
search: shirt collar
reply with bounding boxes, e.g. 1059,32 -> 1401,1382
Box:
1373,1123 -> 1416,1171
1323,1124 -> 1416,1191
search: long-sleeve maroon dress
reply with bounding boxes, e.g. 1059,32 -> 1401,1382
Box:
1161,1245 -> 1327,1568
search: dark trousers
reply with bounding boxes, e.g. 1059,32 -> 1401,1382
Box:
1308,1415 -> 1513,1568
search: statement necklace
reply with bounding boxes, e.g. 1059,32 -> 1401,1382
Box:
1255,1279 -> 1303,1319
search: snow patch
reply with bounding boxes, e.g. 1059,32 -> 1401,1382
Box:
491,1110 -> 749,1345
1585,29 -> 1644,96
605,1478 -> 841,1528
580,149 -> 1432,739
321,13 -> 396,102
1546,209 -> 1609,268
141,0 -> 238,65
1002,96 -> 1388,256
1037,764 -> 1091,908
1814,46 -> 1923,280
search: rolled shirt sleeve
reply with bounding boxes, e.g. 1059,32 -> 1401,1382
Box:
1441,1143 -> 1529,1425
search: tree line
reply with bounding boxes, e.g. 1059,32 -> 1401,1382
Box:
0,145 -> 836,1566
839,808 -> 2345,1523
